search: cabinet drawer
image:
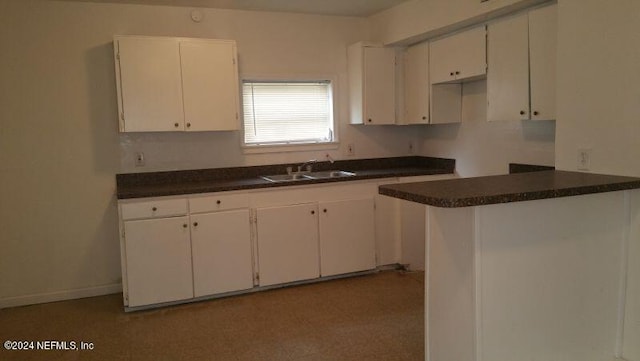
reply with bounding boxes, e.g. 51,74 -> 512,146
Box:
189,193 -> 249,213
120,198 -> 188,220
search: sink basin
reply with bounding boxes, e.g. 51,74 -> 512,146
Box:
305,170 -> 356,179
261,170 -> 356,183
260,173 -> 310,182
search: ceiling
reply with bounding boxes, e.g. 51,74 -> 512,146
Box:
58,0 -> 411,17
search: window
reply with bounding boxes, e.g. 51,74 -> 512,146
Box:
242,80 -> 335,147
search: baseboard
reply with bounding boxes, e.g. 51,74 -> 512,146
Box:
0,283 -> 122,309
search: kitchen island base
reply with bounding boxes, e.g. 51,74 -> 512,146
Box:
425,190 -> 638,361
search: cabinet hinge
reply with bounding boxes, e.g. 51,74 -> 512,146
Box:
255,272 -> 260,282
233,58 -> 236,65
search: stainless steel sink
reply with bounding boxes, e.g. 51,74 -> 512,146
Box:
260,173 -> 310,182
305,170 -> 356,179
261,170 -> 356,183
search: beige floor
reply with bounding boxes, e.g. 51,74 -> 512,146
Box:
0,271 -> 424,361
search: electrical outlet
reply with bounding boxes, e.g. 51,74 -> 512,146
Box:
346,143 -> 355,157
135,152 -> 145,167
577,148 -> 591,171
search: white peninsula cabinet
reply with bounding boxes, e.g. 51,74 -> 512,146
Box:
487,4 -> 557,121
348,42 -> 397,125
114,36 -> 240,132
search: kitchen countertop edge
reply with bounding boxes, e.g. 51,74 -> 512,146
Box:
378,170 -> 640,208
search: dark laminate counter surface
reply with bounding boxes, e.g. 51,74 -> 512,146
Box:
378,170 -> 640,208
116,156 -> 455,199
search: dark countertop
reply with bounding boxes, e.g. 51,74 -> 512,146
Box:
378,170 -> 640,208
116,156 -> 455,199
508,163 -> 555,174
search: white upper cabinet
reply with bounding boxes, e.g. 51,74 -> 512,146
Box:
114,36 -> 240,132
115,37 -> 184,132
430,26 -> 487,84
179,40 -> 240,131
487,4 -> 557,121
428,26 -> 485,124
528,4 -> 557,121
348,42 -> 397,125
404,42 -> 430,124
487,14 -> 530,121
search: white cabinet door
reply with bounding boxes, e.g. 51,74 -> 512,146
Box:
454,26 -> 487,81
124,216 -> 193,307
256,203 -> 320,286
319,198 -> 376,277
180,40 -> 239,131
115,37 -> 184,132
348,43 -> 396,125
430,26 -> 486,84
529,4 -> 557,121
190,209 -> 253,297
364,47 -> 396,125
487,14 -> 530,122
404,42 -> 430,124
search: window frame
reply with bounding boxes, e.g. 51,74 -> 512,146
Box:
240,74 -> 339,154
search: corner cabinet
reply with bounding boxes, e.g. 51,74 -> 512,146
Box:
348,42 -> 397,125
487,4 -> 557,121
114,36 -> 240,132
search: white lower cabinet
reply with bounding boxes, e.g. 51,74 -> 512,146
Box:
119,175 -> 451,309
124,216 -> 193,307
319,198 -> 375,277
190,209 -> 253,297
256,203 -> 320,286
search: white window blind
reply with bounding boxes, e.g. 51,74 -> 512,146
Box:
242,81 -> 334,145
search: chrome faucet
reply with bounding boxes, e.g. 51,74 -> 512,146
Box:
297,159 -> 317,173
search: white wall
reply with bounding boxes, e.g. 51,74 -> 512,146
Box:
555,1 -> 640,359
555,0 -> 640,176
419,80 -> 555,177
0,0 -> 420,306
